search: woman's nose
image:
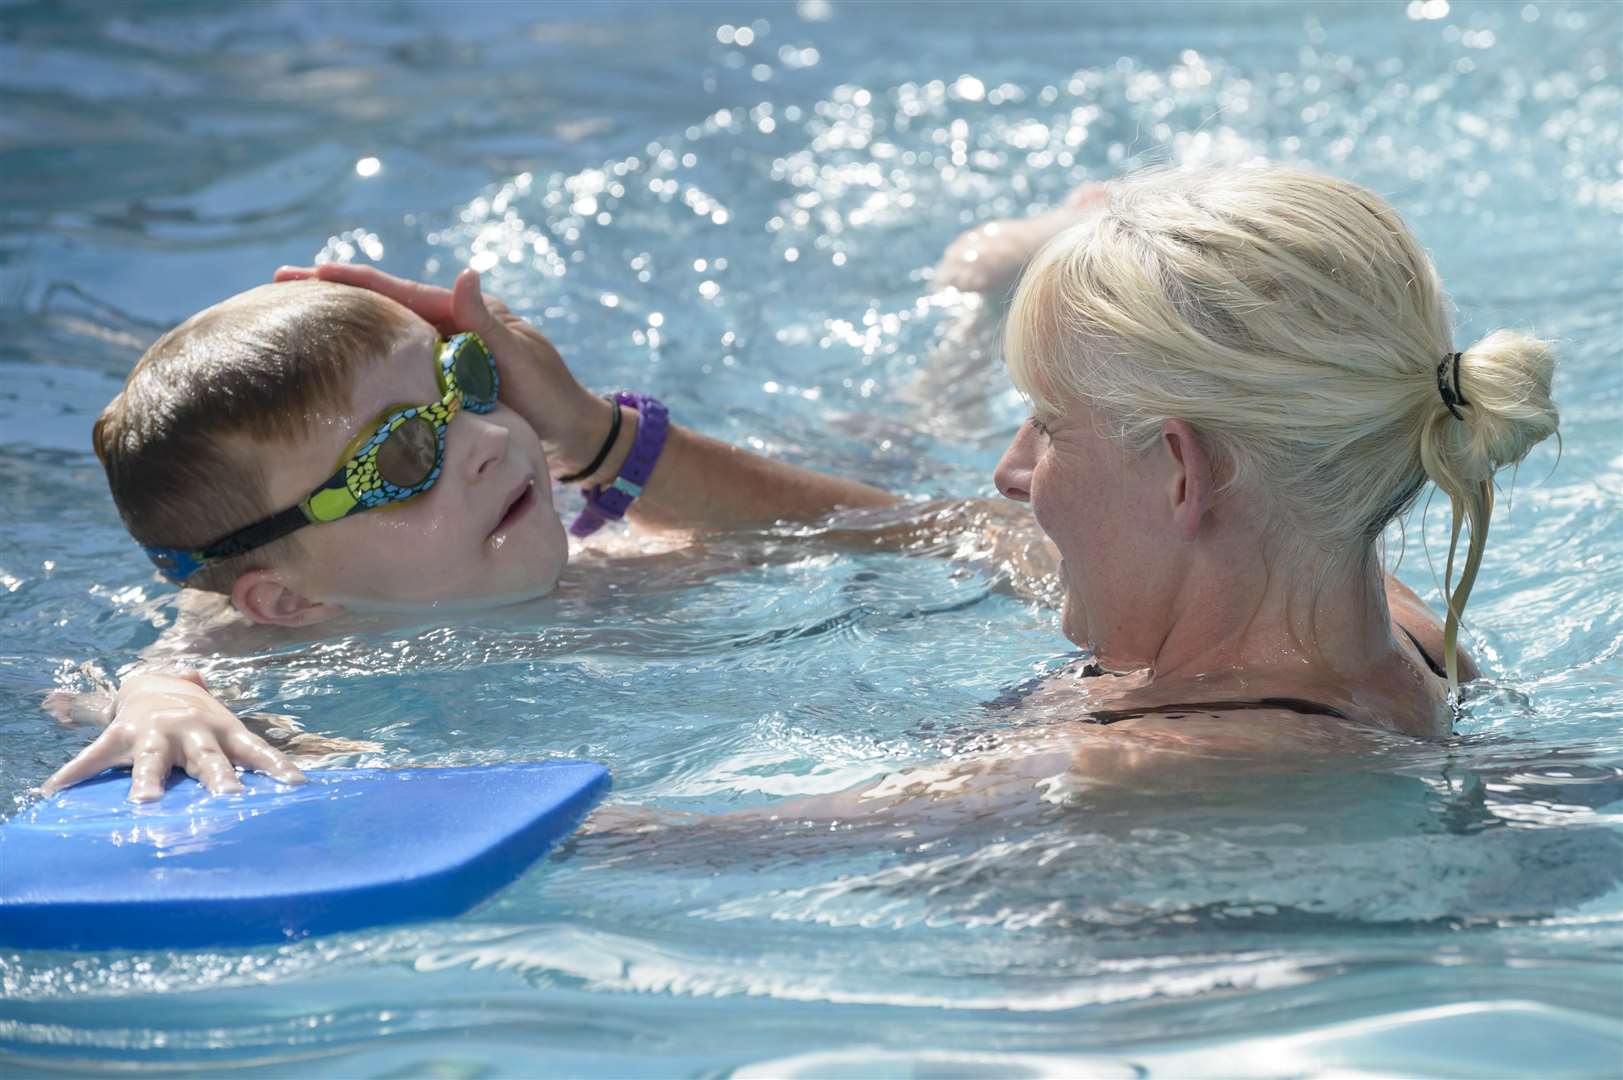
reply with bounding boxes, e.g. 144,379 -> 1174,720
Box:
994,427 -> 1034,502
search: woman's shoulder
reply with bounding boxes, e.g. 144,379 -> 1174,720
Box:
1384,572 -> 1480,682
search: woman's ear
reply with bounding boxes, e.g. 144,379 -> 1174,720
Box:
1160,418 -> 1215,543
231,569 -> 344,626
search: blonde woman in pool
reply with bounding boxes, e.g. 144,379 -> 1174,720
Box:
956,168 -> 1555,724
845,164 -> 1561,810
47,165 -> 1558,806
684,164 -> 1563,821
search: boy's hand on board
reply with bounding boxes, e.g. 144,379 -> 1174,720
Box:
40,670 -> 306,803
272,264 -> 617,484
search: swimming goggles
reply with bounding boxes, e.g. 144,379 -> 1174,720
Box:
143,332 -> 499,583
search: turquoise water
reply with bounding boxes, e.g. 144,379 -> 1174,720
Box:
2,1 -> 1620,1075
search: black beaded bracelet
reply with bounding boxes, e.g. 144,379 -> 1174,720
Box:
556,397 -> 623,484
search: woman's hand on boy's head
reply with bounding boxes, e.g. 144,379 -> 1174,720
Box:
39,669 -> 306,803
273,263 -> 610,478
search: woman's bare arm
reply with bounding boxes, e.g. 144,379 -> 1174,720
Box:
618,417 -> 898,531
275,263 -> 897,531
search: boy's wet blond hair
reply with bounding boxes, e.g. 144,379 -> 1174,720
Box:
95,280 -> 418,595
1005,166 -> 1559,688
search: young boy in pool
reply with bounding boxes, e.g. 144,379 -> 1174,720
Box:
42,262 -> 1062,802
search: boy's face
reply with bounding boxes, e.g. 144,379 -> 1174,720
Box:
242,318 -> 569,615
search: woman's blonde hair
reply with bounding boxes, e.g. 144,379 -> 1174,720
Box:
1005,166 -> 1559,688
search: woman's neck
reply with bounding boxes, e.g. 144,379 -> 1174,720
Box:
1102,541 -> 1400,687
1080,537 -> 1451,735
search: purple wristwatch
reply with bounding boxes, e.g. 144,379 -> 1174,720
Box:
569,393 -> 669,538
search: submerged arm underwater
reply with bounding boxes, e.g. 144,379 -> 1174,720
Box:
577,710 -> 1411,868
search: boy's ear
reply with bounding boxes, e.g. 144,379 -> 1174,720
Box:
231,570 -> 343,627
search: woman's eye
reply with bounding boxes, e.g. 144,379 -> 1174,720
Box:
1027,416 -> 1052,438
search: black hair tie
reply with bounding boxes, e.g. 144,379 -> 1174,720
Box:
1436,351 -> 1469,421
557,397 -> 623,483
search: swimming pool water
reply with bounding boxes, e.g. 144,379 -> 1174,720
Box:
1,1 -> 1620,1075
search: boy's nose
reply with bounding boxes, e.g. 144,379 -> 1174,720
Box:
994,426 -> 1034,503
462,415 -> 511,481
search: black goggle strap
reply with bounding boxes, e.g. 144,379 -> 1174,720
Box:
143,340 -> 487,584
197,504 -> 317,562
142,503 -> 316,583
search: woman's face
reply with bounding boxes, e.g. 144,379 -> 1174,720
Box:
993,398 -> 1181,662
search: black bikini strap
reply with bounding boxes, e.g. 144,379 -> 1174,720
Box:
1400,626 -> 1448,679
1088,697 -> 1351,725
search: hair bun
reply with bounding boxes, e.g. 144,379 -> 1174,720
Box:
1423,329 -> 1559,490
1417,327 -> 1558,688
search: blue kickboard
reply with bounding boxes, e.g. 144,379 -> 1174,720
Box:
0,761 -> 610,951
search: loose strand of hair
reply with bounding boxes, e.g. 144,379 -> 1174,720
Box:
1440,478 -> 1493,695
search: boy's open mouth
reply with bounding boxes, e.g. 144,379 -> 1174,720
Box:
489,478 -> 536,540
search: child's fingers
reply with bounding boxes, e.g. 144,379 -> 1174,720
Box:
45,685 -> 118,727
129,749 -> 173,803
224,730 -> 308,785
42,689 -> 78,724
272,265 -> 316,282
184,745 -> 245,796
174,668 -> 211,692
40,739 -> 120,796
